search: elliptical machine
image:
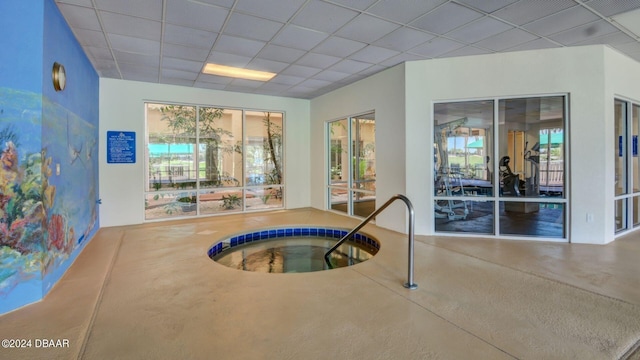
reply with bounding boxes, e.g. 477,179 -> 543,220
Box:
499,156 -> 520,196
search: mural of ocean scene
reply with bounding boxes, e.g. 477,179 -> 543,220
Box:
0,87 -> 99,313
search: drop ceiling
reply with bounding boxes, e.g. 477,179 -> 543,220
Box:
55,0 -> 640,99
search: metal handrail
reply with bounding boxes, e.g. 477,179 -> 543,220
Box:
324,194 -> 418,290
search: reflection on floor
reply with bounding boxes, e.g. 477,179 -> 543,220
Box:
435,200 -> 565,238
331,199 -> 376,218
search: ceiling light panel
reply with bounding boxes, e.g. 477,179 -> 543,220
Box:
271,25 -> 329,51
523,6 -> 600,37
166,0 -> 228,32
368,0 -> 446,23
163,24 -> 217,49
100,12 -> 161,41
410,2 -> 484,35
492,0 -> 576,26
291,0 -> 359,34
94,0 -> 162,20
335,14 -> 401,43
234,0 -> 307,22
446,17 -> 513,43
224,13 -> 285,42
202,64 -> 276,81
373,27 -> 435,52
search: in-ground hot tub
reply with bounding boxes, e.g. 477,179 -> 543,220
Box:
208,226 -> 380,273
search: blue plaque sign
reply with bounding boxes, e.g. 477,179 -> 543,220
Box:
107,131 -> 136,163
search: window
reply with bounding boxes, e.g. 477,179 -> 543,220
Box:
614,99 -> 640,233
145,103 -> 284,220
434,96 -> 567,239
327,112 -> 375,218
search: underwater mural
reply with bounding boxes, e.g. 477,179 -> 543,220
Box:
0,87 -> 99,313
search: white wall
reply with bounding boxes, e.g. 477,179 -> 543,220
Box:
405,45 -> 610,243
604,48 -> 640,241
310,65 -> 407,234
99,79 -> 310,227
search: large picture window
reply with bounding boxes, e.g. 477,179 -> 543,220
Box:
144,103 -> 284,220
327,112 -> 376,218
434,95 -> 567,240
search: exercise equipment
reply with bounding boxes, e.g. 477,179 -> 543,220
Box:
434,117 -> 470,220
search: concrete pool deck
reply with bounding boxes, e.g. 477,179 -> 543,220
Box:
1,208 -> 640,359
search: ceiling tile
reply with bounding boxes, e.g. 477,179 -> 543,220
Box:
193,81 -> 227,90
161,68 -> 198,81
280,64 -> 322,77
163,24 -> 217,49
348,45 -> 400,64
228,78 -> 264,89
576,30 -> 636,46
206,52 -> 252,68
506,38 -> 561,52
271,25 -> 329,51
335,14 -> 401,43
585,0 -> 640,17
247,58 -> 290,73
190,0 -> 235,9
234,0 -> 307,22
162,77 -> 196,87
523,6 -> 600,36
312,69 -> 351,82
162,43 -> 211,62
214,35 -> 266,57
108,33 -> 160,55
99,12 -> 161,41
474,28 -> 539,51
84,46 -> 113,60
378,53 -> 428,66
446,17 -> 514,43
325,0 -> 378,11
373,27 -> 434,52
441,45 -> 492,57
312,36 -> 367,57
255,82 -> 293,93
94,0 -> 162,20
292,0 -> 359,34
549,20 -> 619,45
257,44 -> 306,63
329,59 -> 373,73
73,28 -> 109,48
162,57 -> 203,72
166,0 -> 229,32
455,0 -> 520,14
367,0 -> 446,23
57,4 -> 101,31
492,0 -> 577,26
119,62 -> 159,81
224,13 -> 285,42
297,78 -> 333,89
296,52 -> 342,68
270,73 -> 306,85
409,37 -> 466,57
612,8 -> 640,37
197,73 -> 234,85
56,0 -> 94,6
114,50 -> 160,66
410,2 -> 484,34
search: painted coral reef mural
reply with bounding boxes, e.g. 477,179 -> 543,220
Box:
0,87 -> 98,311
